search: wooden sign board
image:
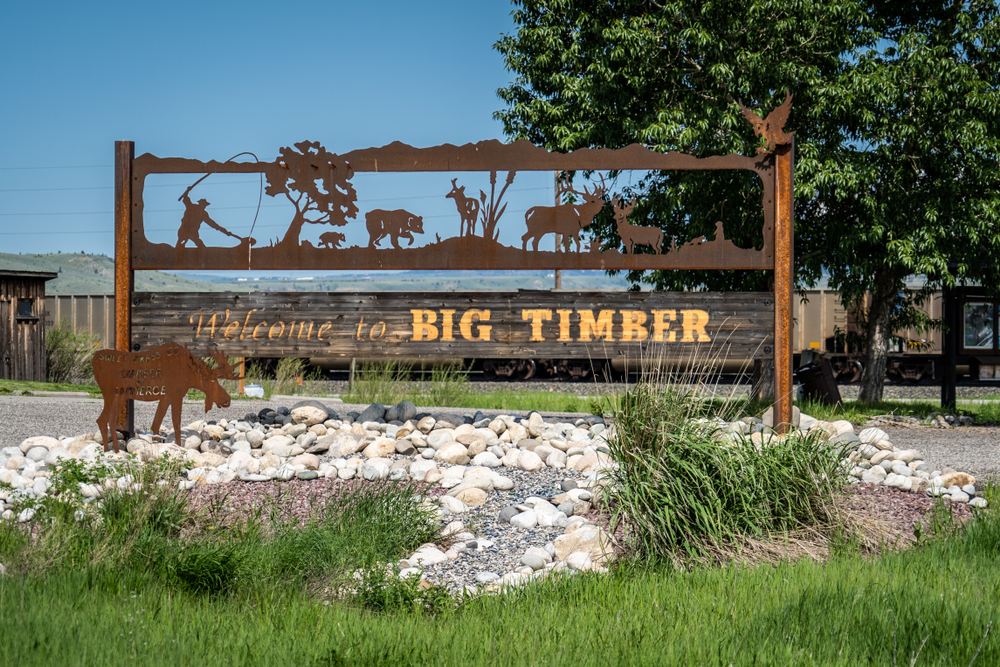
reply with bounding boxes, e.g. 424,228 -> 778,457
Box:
132,291 -> 774,360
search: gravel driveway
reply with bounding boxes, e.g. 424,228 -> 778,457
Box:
882,426 -> 1000,482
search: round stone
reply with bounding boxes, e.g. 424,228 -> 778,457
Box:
518,450 -> 543,472
499,505 -> 520,523
454,487 -> 488,507
520,553 -> 546,571
510,510 -> 537,529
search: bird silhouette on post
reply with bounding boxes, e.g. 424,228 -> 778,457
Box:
738,90 -> 794,154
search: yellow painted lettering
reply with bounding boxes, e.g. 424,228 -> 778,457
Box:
410,310 -> 438,341
619,310 -> 648,342
650,310 -> 676,342
317,323 -> 332,340
223,321 -> 240,339
556,310 -> 573,342
521,309 -> 552,342
268,322 -> 285,340
460,309 -> 491,341
189,313 -> 206,338
294,321 -> 313,340
240,309 -> 258,340
252,321 -> 267,340
440,310 -> 456,341
577,310 -> 615,342
680,310 -> 711,342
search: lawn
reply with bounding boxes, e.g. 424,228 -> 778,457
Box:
3,507 -> 998,666
0,378 -> 100,396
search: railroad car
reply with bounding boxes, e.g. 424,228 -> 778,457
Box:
46,288 -> 999,383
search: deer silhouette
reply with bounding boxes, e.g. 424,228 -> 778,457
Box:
522,175 -> 607,252
612,195 -> 662,254
446,179 -> 481,237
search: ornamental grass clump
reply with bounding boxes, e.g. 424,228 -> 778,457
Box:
607,379 -> 851,564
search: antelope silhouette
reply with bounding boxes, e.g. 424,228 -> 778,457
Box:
446,179 -> 481,237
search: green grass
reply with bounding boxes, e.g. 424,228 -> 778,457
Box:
4,366 -> 1000,665
340,360 -> 614,413
0,456 -> 439,596
2,500 -> 998,666
0,378 -> 100,396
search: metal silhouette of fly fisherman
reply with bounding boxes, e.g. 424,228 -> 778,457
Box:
176,175 -> 245,248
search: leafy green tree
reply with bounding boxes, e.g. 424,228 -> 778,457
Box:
495,0 -> 1000,401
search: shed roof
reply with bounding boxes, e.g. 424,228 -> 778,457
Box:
0,270 -> 59,281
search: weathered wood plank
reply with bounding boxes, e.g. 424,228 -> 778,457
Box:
132,291 -> 775,360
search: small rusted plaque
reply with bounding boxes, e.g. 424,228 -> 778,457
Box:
92,343 -> 239,452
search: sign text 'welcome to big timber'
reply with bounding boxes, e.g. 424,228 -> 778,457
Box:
131,291 -> 774,359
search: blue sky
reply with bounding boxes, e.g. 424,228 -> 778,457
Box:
0,0 -> 557,263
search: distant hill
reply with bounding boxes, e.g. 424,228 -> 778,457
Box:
0,252 -> 226,294
1,253 -> 632,293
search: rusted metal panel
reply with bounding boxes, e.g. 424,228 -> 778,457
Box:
131,290 -> 774,361
128,140 -> 776,272
92,343 -> 239,452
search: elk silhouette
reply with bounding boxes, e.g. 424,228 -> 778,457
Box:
521,175 -> 607,252
612,195 -> 662,254
446,179 -> 481,237
92,344 -> 239,452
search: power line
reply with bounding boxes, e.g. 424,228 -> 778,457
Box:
0,165 -> 112,171
0,186 -> 554,215
0,208 -> 537,235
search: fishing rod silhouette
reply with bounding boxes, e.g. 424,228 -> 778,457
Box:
176,174 -> 255,249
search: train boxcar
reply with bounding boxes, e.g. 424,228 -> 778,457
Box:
47,288 -> 994,383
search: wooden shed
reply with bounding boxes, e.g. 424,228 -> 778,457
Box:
0,270 -> 58,382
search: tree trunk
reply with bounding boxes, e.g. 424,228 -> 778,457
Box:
280,210 -> 305,248
857,266 -> 900,403
751,359 -> 774,402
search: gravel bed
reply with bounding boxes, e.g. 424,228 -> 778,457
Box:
3,393 -> 995,592
881,427 -> 1000,482
419,466 -> 573,590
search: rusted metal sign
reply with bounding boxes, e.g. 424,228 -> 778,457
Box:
112,93 -> 796,432
92,343 -> 239,452
128,142 -> 777,272
131,290 -> 774,360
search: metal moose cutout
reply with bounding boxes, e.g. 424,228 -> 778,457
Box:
92,343 -> 239,452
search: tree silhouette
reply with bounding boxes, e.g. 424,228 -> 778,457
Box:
265,141 -> 358,248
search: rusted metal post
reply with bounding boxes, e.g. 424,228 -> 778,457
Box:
114,140 -> 135,438
554,172 -> 562,289
773,139 -> 795,433
941,283 -> 957,410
